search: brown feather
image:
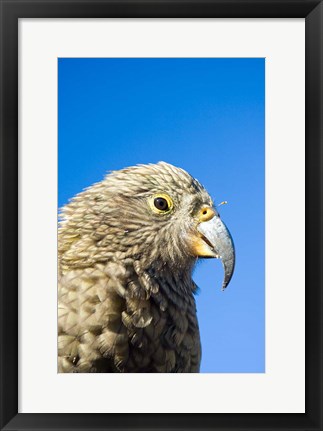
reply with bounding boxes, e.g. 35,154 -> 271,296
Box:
58,162 -> 210,372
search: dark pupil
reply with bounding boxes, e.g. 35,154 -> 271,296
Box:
154,197 -> 169,211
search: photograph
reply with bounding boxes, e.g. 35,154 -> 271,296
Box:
58,57 -> 265,373
1,1 -> 321,428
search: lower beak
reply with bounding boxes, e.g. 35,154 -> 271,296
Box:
197,216 -> 235,290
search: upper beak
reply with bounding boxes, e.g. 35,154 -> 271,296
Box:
197,214 -> 235,290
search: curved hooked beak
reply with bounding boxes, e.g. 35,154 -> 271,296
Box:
197,215 -> 235,290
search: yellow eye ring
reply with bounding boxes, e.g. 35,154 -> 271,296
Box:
149,194 -> 174,214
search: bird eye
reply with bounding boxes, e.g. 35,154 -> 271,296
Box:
149,194 -> 173,214
154,197 -> 169,211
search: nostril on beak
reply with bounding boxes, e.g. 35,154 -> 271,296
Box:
199,207 -> 215,222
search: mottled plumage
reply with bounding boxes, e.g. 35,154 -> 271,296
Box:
58,162 -> 234,372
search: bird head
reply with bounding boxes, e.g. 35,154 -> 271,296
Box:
59,162 -> 235,290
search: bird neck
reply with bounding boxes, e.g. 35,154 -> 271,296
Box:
145,260 -> 198,298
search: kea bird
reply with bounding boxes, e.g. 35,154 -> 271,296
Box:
58,162 -> 235,373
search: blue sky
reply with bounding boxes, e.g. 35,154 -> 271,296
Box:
58,58 -> 265,373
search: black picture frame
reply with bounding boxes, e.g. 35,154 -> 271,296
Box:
1,1 -> 322,430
